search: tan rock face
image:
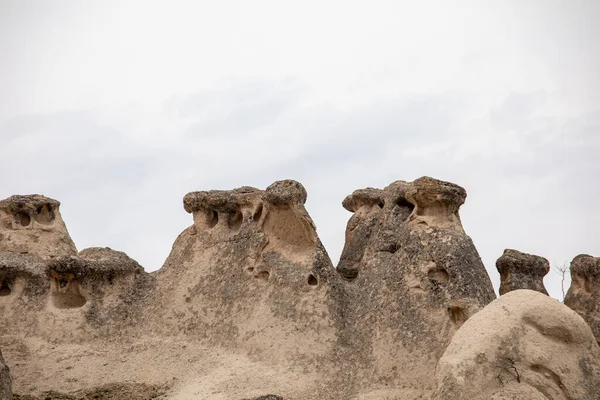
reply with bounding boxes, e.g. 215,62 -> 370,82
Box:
335,177 -> 496,393
6,178 -> 590,400
496,249 -> 549,295
0,195 -> 77,259
564,254 -> 600,344
433,290 -> 600,400
158,180 -> 341,370
0,349 -> 11,400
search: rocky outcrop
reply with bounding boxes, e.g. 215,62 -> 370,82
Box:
0,247 -> 154,340
496,249 -> 549,295
4,177 -> 598,399
0,349 -> 11,400
0,195 -> 77,259
564,254 -> 600,344
336,177 -> 496,395
155,180 -> 342,369
433,290 -> 600,400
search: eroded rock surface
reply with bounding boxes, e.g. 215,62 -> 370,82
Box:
433,290 -> 600,400
336,177 -> 496,395
496,249 -> 549,295
0,349 -> 11,400
564,254 -> 600,344
3,177 -> 594,399
0,195 -> 77,259
157,179 -> 342,374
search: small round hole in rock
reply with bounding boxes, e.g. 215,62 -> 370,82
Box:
428,268 -> 449,283
17,212 -> 31,227
0,280 -> 11,296
381,243 -> 400,254
254,271 -> 270,282
307,274 -> 318,286
246,266 -> 255,273
34,204 -> 56,224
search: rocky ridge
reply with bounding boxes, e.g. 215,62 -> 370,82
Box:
0,177 -> 598,399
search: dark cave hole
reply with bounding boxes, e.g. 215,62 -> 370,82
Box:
228,209 -> 243,231
0,280 -> 11,296
17,212 -> 31,227
307,274 -> 318,287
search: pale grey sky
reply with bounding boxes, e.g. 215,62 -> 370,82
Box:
1,0 -> 599,299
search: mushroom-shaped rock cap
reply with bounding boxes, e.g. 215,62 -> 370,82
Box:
0,194 -> 60,214
79,247 -> 144,274
0,252 -> 46,278
570,254 -> 600,281
496,249 -> 549,295
405,176 -> 466,212
183,186 -> 262,213
265,180 -> 307,206
48,249 -> 143,278
342,188 -> 384,212
382,180 -> 411,204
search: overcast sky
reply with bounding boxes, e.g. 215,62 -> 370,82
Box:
1,0 -> 599,300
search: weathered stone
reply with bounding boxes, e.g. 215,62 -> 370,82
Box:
4,178 -> 593,400
404,176 -> 466,231
564,254 -> 600,344
0,349 -> 11,400
336,176 -> 496,395
0,195 -> 77,259
496,249 -> 549,295
433,290 -> 600,400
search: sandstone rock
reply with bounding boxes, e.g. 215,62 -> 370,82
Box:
404,176 -> 466,231
433,290 -> 600,400
157,180 -> 341,369
336,177 -> 496,394
496,249 -> 549,295
0,195 -> 77,259
3,178 -> 568,400
337,188 -> 384,279
564,254 -> 600,344
0,349 -> 11,400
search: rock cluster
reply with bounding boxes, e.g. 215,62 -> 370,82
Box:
0,178 -> 599,399
565,254 -> 600,344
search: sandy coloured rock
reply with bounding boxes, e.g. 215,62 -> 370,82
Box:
0,177 -> 598,399
564,254 -> 600,344
433,290 -> 600,400
0,195 -> 77,259
496,249 -> 549,295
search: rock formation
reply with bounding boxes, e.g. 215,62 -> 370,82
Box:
496,249 -> 549,295
0,179 -> 598,399
433,290 -> 600,400
565,254 -> 600,344
334,177 -> 496,395
0,195 -> 77,259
